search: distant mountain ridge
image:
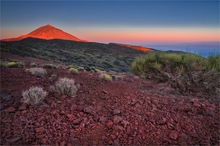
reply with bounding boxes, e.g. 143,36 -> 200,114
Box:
1,24 -> 154,53
1,24 -> 87,42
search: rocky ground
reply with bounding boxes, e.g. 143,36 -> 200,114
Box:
0,66 -> 219,145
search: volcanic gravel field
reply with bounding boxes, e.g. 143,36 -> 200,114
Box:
0,68 -> 219,145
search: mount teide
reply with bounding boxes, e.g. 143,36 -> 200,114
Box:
1,24 -> 87,42
1,24 -> 153,52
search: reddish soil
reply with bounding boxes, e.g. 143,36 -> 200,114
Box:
0,67 -> 219,145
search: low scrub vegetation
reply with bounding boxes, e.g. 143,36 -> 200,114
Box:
43,64 -> 58,69
131,52 -> 220,95
54,77 -> 78,97
206,55 -> 220,71
0,62 -> 7,68
26,67 -> 47,77
78,67 -> 85,71
22,86 -> 47,105
30,62 -> 37,67
7,61 -> 25,68
69,67 -> 79,74
100,73 -> 112,81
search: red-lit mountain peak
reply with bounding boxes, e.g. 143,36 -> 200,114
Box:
1,24 -> 87,42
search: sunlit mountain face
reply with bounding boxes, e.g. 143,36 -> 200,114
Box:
1,24 -> 87,42
116,43 -> 153,52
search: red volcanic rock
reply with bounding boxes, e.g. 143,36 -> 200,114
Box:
18,104 -> 27,110
99,116 -> 108,123
0,68 -> 219,145
6,137 -> 21,143
72,118 -> 82,125
113,109 -> 121,115
60,141 -> 66,146
169,131 -> 179,140
83,106 -> 95,115
60,95 -> 67,100
42,139 -> 47,144
1,24 -> 87,42
113,116 -> 123,124
106,120 -> 114,129
4,107 -> 16,113
35,127 -> 44,133
113,125 -> 124,131
66,114 -> 74,120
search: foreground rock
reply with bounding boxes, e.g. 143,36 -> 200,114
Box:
0,68 -> 219,145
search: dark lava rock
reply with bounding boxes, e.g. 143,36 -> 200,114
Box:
18,104 -> 27,110
4,107 -> 16,113
6,137 -> 21,143
35,127 -> 44,133
0,104 -> 6,110
0,92 -> 12,101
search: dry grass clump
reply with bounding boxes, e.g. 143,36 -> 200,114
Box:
22,86 -> 47,105
26,67 -> 47,77
54,77 -> 78,97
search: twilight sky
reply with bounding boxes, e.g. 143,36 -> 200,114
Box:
1,0 -> 219,44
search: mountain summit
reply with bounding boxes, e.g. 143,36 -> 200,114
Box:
1,24 -> 87,42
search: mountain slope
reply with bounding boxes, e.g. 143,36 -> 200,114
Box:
1,24 -> 86,42
0,38 -> 150,73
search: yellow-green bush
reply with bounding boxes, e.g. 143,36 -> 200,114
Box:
8,62 -> 24,68
131,52 -> 219,95
206,55 -> 220,71
0,62 -> 8,68
100,73 -> 112,81
69,68 -> 79,74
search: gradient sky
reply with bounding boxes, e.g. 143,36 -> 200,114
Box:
1,0 -> 219,44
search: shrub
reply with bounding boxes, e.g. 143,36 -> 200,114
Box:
100,73 -> 112,81
78,67 -> 85,71
206,55 -> 220,71
43,64 -> 58,69
69,68 -> 79,74
26,67 -> 47,77
131,52 -> 220,95
22,86 -> 47,105
94,68 -> 101,72
8,62 -> 24,68
30,62 -> 37,67
0,62 -> 7,68
68,65 -> 79,69
131,52 -> 206,77
54,77 -> 78,97
112,74 -> 124,80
